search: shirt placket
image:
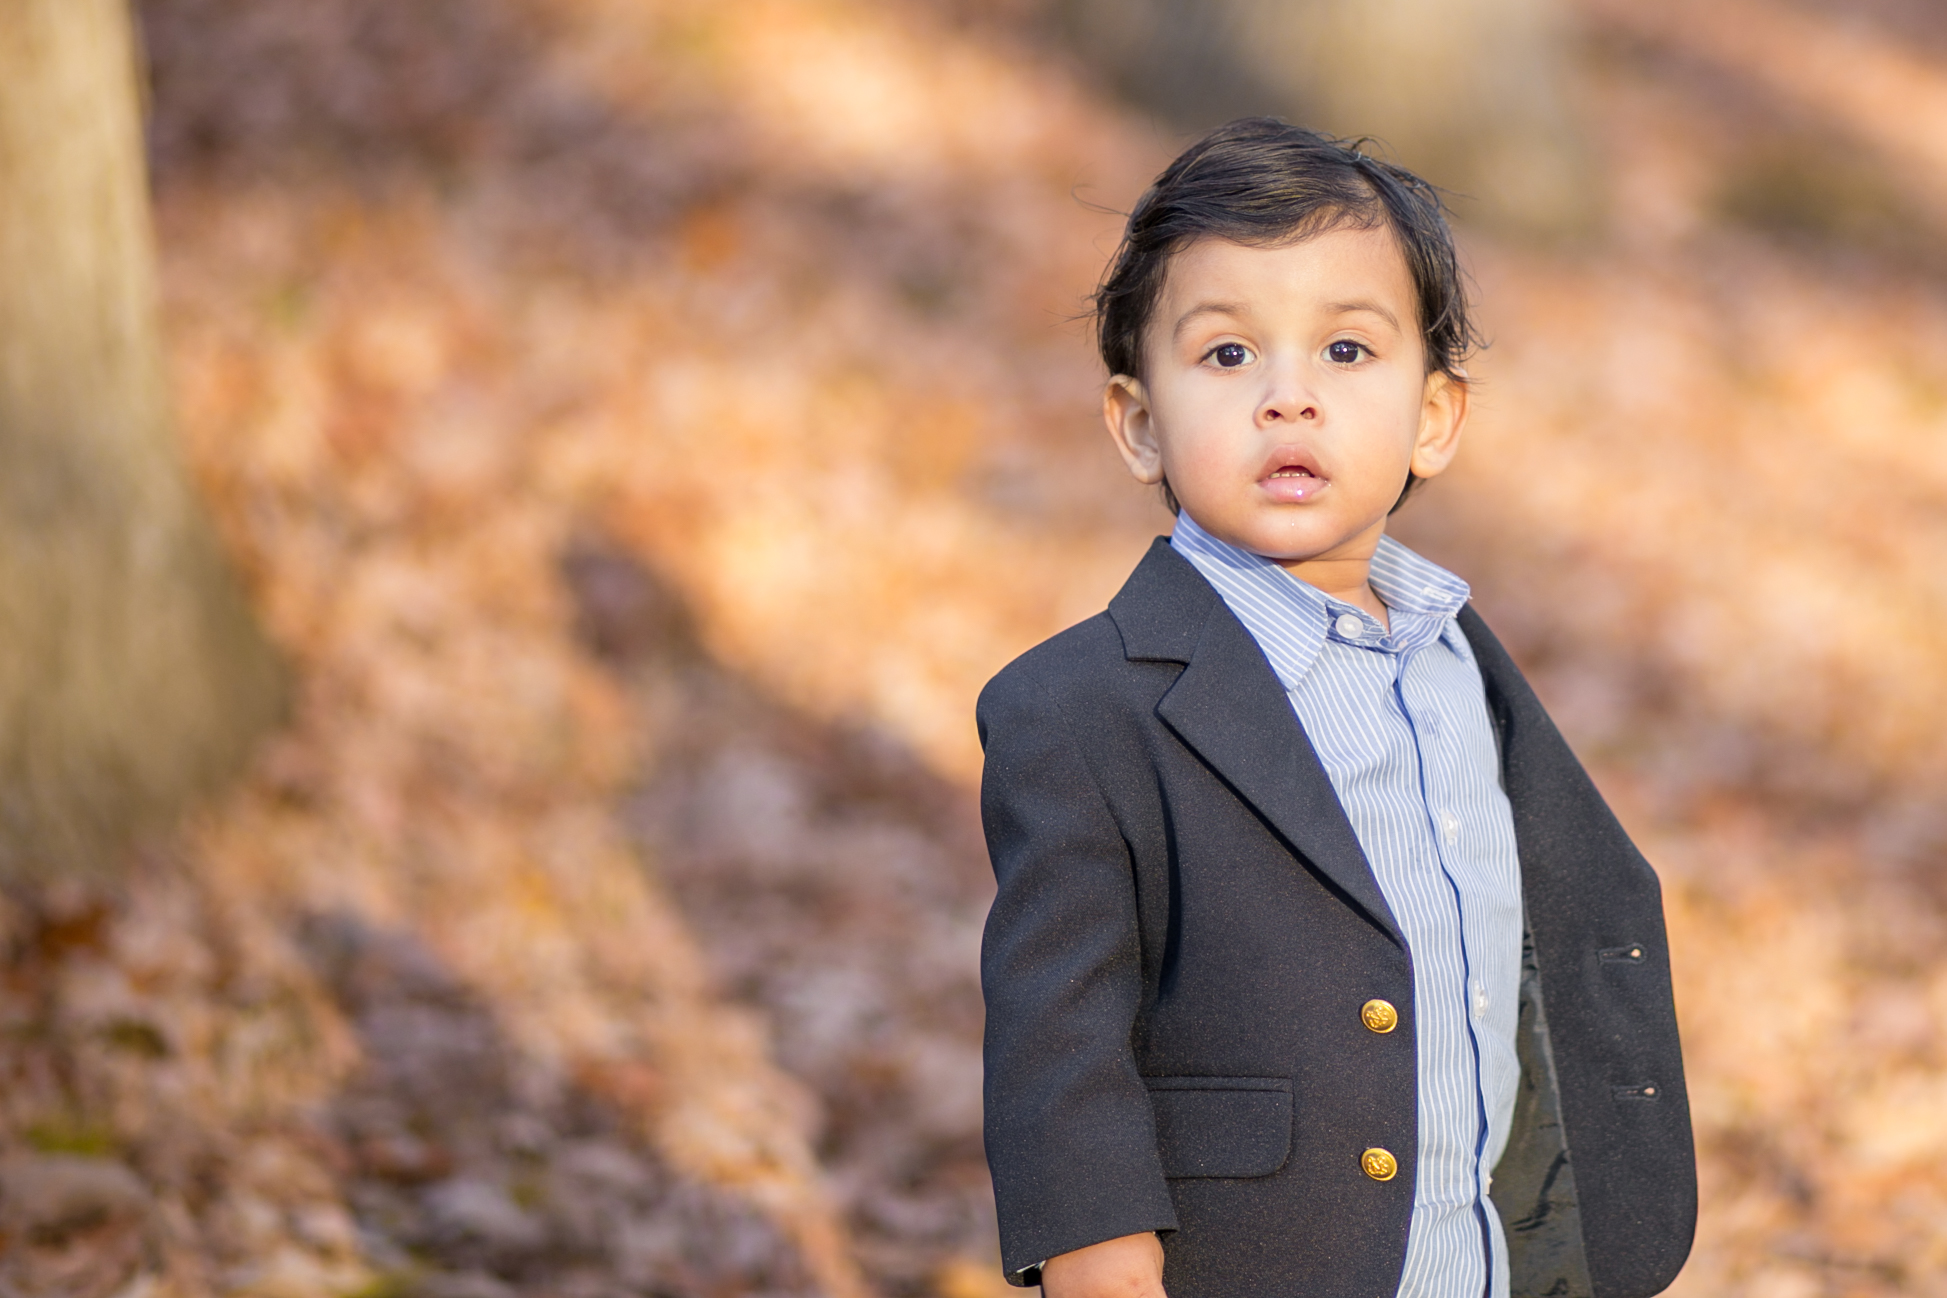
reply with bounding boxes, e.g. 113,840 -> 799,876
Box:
1395,646 -> 1495,1261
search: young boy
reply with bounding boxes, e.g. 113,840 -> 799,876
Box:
978,119 -> 1695,1298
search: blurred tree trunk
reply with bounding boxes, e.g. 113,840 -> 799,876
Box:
0,0 -> 285,878
1057,0 -> 1598,235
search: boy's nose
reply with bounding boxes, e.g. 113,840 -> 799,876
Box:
1257,390 -> 1319,423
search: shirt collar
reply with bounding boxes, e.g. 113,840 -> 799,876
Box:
1169,512 -> 1472,691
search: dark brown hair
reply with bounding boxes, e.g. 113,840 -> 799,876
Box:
1093,118 -> 1482,511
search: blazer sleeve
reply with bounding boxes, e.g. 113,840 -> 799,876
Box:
977,666 -> 1178,1283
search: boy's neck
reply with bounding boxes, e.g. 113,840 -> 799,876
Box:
1276,553 -> 1390,628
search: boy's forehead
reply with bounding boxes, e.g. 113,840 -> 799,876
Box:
1158,227 -> 1416,325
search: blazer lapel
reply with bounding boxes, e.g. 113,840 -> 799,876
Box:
1114,539 -> 1405,948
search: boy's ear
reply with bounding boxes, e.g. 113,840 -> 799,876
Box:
1104,374 -> 1166,485
1409,369 -> 1469,480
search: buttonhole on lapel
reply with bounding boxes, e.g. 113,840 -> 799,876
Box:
1599,944 -> 1646,964
1612,1083 -> 1660,1101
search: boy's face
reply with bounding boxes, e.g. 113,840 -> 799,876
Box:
1103,225 -> 1467,581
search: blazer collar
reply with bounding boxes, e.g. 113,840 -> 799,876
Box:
1109,538 -> 1405,948
1108,537 -> 1216,663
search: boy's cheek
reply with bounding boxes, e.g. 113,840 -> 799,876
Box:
1160,448 -> 1240,512
1172,416 -> 1258,475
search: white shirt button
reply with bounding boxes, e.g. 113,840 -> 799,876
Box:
1334,613 -> 1364,639
1440,809 -> 1461,846
1473,985 -> 1488,1017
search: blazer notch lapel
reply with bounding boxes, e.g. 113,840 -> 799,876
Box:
1155,605 -> 1405,948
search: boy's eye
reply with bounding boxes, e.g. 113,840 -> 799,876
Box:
1327,340 -> 1367,364
1210,342 -> 1253,368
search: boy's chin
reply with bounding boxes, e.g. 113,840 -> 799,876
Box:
1183,508 -> 1387,567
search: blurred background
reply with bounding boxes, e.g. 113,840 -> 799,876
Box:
1,0 -> 1945,1296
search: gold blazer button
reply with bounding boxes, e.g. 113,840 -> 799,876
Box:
1361,1148 -> 1399,1182
1360,999 -> 1399,1034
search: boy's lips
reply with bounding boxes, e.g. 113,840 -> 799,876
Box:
1258,447 -> 1329,502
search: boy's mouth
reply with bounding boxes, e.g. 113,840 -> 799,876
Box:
1259,448 -> 1329,502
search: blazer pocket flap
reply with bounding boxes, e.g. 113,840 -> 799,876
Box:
1144,1076 -> 1293,1179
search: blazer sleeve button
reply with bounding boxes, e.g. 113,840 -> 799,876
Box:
1360,999 -> 1399,1033
1361,1148 -> 1399,1181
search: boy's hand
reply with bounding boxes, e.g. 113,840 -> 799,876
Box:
1040,1232 -> 1166,1298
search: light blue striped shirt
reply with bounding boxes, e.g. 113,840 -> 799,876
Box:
1172,515 -> 1523,1298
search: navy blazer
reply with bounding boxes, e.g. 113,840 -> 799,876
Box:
978,539 -> 1695,1298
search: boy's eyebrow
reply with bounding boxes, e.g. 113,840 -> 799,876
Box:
1172,298 -> 1406,339
1171,301 -> 1250,339
1326,300 -> 1403,331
